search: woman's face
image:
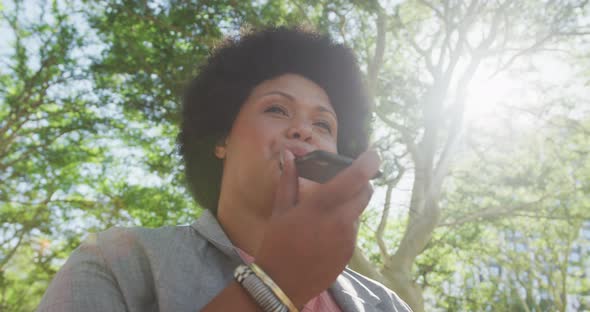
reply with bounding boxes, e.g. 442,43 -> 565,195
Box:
217,74 -> 338,216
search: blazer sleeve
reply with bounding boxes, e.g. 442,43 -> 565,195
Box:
36,233 -> 127,312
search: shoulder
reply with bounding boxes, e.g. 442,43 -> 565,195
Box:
339,268 -> 413,312
91,224 -> 188,245
83,224 -> 201,265
47,223 -> 205,285
38,223 -> 220,312
38,225 -> 192,311
94,223 -> 192,244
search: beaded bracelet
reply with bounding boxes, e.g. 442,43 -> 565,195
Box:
249,263 -> 299,312
234,264 -> 299,312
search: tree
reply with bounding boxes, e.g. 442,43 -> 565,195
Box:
1,0 -> 310,309
431,114 -> 590,310
312,1 -> 590,311
0,1 -> 195,309
3,0 -> 590,310
0,0 -> 105,309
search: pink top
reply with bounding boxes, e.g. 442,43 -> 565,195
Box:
236,248 -> 343,312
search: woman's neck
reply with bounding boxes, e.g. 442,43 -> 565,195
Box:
216,196 -> 272,257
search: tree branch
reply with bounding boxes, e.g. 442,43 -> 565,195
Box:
349,246 -> 387,283
0,228 -> 27,270
0,189 -> 55,269
375,108 -> 419,163
489,33 -> 554,78
288,0 -> 314,26
432,54 -> 482,190
375,167 -> 405,262
439,195 -> 552,227
367,4 -> 386,97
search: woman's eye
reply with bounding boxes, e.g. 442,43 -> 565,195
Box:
315,121 -> 332,133
265,105 -> 289,116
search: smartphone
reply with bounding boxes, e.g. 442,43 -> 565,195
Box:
295,150 -> 382,183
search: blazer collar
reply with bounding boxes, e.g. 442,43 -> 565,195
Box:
329,269 -> 382,312
191,211 -> 383,312
190,210 -> 240,260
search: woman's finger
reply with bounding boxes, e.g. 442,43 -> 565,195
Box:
308,150 -> 380,211
272,149 -> 298,216
340,183 -> 374,221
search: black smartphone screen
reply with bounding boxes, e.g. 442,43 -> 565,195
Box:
295,150 -> 382,183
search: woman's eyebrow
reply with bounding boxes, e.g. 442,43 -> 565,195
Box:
260,90 -> 337,119
316,106 -> 337,120
260,90 -> 295,101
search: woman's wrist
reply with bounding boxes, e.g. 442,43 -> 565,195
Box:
253,258 -> 310,309
234,263 -> 300,312
201,280 -> 263,312
248,263 -> 300,311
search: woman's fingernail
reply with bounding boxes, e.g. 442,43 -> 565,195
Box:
279,149 -> 285,172
360,150 -> 380,176
284,149 -> 294,161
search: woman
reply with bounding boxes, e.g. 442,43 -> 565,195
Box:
37,27 -> 411,312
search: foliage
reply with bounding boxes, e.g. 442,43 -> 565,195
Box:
427,115 -> 590,311
0,1 -> 104,309
0,0 -> 194,309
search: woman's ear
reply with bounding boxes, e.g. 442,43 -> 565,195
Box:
214,136 -> 227,159
214,145 -> 226,159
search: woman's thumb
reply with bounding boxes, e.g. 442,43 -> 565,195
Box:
272,149 -> 298,216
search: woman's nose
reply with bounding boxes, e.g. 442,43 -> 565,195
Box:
287,122 -> 313,141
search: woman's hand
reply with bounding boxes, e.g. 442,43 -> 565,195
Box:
254,149 -> 380,308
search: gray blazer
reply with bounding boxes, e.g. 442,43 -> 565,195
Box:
37,210 -> 411,312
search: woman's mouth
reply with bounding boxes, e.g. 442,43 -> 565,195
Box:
285,145 -> 314,158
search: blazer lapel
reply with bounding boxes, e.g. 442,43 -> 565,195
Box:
329,269 -> 381,312
192,212 -> 386,311
190,210 -> 242,260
